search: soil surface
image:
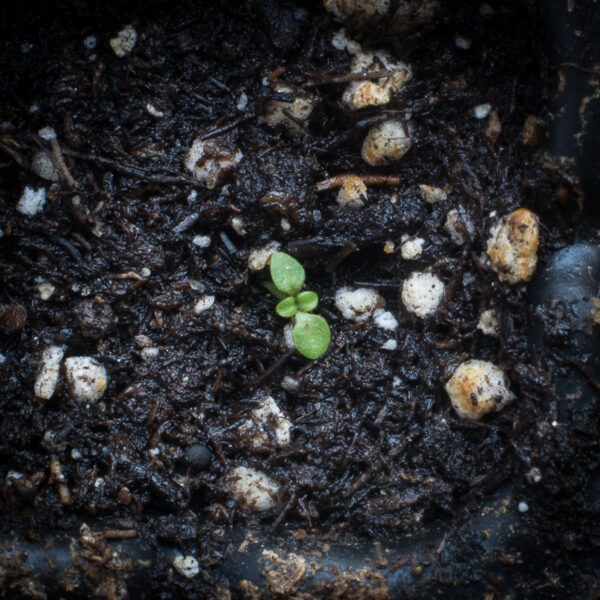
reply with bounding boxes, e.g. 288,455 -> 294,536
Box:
0,0 -> 598,598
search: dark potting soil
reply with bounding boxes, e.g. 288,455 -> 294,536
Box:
0,0 -> 598,598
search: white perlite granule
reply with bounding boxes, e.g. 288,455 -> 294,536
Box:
17,187 -> 46,216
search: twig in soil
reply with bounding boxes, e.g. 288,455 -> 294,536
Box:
219,231 -> 238,254
344,437 -> 410,498
49,455 -> 71,506
111,271 -> 146,281
325,239 -> 357,273
267,66 -> 287,83
281,108 -> 307,130
315,174 -> 401,192
198,115 -> 252,140
247,349 -> 295,392
98,529 -> 137,540
54,235 -> 82,262
272,491 -> 296,530
61,148 -> 206,188
0,134 -> 25,167
559,353 -> 600,393
49,137 -> 78,189
209,76 -> 231,93
173,213 -> 200,233
303,69 -> 405,87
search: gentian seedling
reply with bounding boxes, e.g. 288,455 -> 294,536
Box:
265,252 -> 331,360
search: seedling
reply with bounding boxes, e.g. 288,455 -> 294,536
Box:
264,252 -> 331,360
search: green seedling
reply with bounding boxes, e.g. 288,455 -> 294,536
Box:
265,252 -> 331,360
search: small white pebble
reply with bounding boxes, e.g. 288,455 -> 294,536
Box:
64,356 -> 107,402
361,119 -> 412,166
83,35 -> 97,50
444,208 -> 468,245
134,334 -> 153,348
239,396 -> 292,450
455,36 -> 472,49
184,137 -> 243,189
146,103 -> 165,118
173,555 -> 199,579
518,501 -> 529,513
420,184 -> 447,203
149,447 -> 160,457
189,280 -> 206,292
486,208 -> 540,284
193,295 -> 215,314
38,126 -> 57,141
141,347 -> 159,361
37,281 -> 56,301
373,308 -> 398,330
187,190 -> 198,204
445,359 -> 514,420
109,25 -> 137,57
281,375 -> 300,392
335,287 -> 382,322
337,176 -> 367,209
265,84 -> 315,134
392,376 -> 402,388
400,236 -> 424,260
34,345 -> 65,400
140,267 -> 151,278
237,92 -> 249,111
526,467 -> 542,484
312,209 -> 322,221
94,477 -> 104,489
401,271 -> 444,318
473,103 -> 492,119
225,466 -> 281,512
383,240 -> 395,254
332,28 -> 351,51
381,339 -> 397,351
280,218 -> 291,231
17,187 -> 46,216
477,309 -> 500,336
231,216 -> 246,236
192,235 -> 211,248
71,448 -> 82,460
341,43 -> 411,110
32,151 -> 59,181
248,241 -> 281,271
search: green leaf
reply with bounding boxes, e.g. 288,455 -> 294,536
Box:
260,280 -> 288,300
270,252 -> 305,296
276,296 -> 297,318
296,290 -> 318,312
292,312 -> 331,360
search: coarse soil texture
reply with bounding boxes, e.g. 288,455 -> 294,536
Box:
0,0 -> 598,598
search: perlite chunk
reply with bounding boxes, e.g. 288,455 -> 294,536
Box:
225,466 -> 281,512
361,120 -> 412,166
34,345 -> 65,400
445,359 -> 514,420
486,208 -> 540,284
401,271 -> 444,317
238,396 -> 292,451
64,357 -> 107,402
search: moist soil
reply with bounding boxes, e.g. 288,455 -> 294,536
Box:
0,0 -> 598,598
